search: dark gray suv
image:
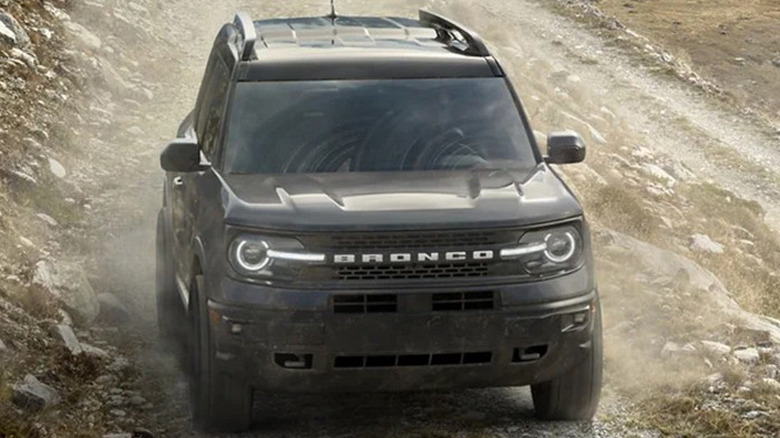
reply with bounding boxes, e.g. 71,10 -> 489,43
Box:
156,9 -> 601,432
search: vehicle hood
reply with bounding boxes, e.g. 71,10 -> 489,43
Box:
219,165 -> 582,231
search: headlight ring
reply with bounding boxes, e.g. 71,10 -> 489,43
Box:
543,231 -> 577,263
234,239 -> 271,272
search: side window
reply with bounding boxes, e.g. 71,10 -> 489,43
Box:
195,59 -> 231,160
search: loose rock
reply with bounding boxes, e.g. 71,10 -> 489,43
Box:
48,158 -> 67,179
0,12 -> 31,47
129,395 -> 147,406
36,213 -> 59,227
641,163 -> 677,187
701,340 -> 731,357
82,342 -> 111,360
96,374 -> 117,385
661,341 -> 681,357
56,324 -> 83,355
689,234 -> 725,255
33,260 -> 100,323
0,19 -> 16,44
108,356 -> 131,373
11,375 -> 61,412
734,348 -> 760,365
707,372 -> 724,385
762,378 -> 780,391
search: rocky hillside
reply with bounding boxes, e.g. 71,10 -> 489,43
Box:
0,0 -> 175,436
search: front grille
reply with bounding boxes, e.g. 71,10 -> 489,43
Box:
300,230 -> 518,250
337,262 -> 490,281
333,294 -> 397,313
432,291 -> 494,311
295,228 -> 528,283
334,351 -> 493,368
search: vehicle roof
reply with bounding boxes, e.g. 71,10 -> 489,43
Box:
253,16 -> 461,54
237,15 -> 501,81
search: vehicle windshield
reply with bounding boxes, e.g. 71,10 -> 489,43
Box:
223,78 -> 536,174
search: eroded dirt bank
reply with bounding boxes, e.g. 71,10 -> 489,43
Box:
1,0 -> 780,437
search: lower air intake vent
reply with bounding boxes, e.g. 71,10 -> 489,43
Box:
432,291 -> 495,311
333,294 -> 397,313
334,351 -> 492,368
337,262 -> 490,281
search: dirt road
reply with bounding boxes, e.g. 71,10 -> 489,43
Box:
90,0 -> 780,436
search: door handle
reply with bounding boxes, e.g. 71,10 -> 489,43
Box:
172,177 -> 184,188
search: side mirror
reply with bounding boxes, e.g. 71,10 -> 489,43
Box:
545,132 -> 586,164
160,139 -> 204,172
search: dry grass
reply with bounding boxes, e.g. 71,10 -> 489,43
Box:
584,185 -> 667,243
682,183 -> 780,317
12,284 -> 59,321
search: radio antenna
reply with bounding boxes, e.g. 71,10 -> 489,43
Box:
327,0 -> 337,20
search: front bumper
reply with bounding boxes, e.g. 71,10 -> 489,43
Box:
207,272 -> 598,393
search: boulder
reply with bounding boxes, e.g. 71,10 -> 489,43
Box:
33,260 -> 100,323
0,12 -> 31,47
11,375 -> 61,412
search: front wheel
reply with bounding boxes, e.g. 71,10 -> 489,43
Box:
188,275 -> 253,432
531,302 -> 603,421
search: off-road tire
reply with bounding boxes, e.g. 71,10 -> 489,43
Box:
156,210 -> 180,343
188,275 -> 253,433
531,302 -> 603,421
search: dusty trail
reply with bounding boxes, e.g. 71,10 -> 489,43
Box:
91,0 -> 779,436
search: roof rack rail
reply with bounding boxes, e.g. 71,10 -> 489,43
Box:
419,10 -> 490,57
233,11 -> 257,61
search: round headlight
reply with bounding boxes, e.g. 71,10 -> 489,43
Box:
544,231 -> 577,263
235,239 -> 271,272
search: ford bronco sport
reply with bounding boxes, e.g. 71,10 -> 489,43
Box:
156,9 -> 602,432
